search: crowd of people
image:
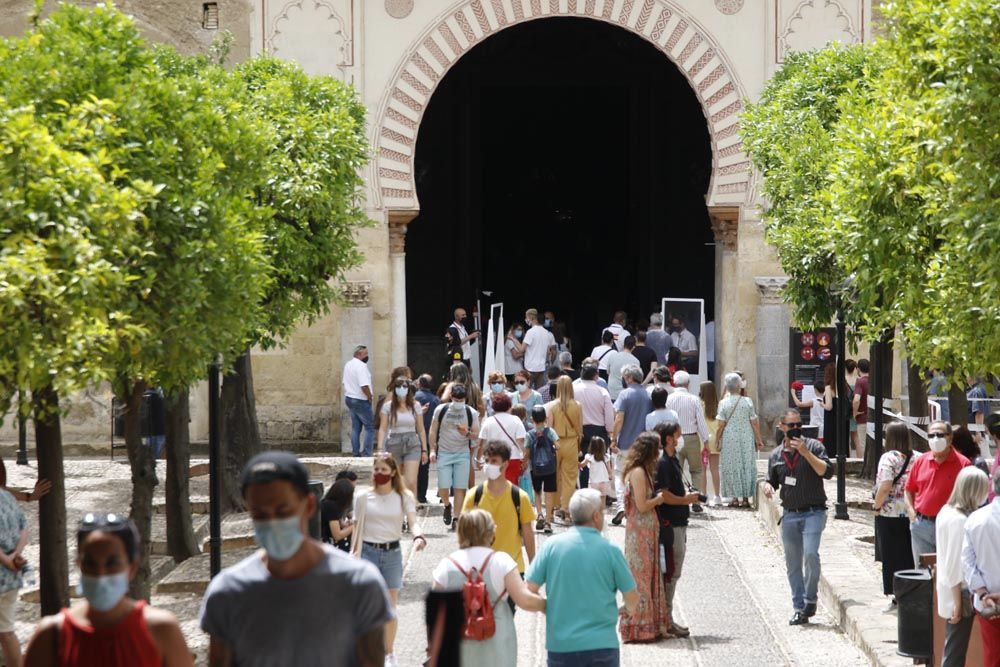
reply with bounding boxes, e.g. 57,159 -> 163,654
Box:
0,306 -> 994,667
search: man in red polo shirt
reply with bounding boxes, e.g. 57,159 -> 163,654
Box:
905,421 -> 970,566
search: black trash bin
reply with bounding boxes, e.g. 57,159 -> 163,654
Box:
895,568 -> 933,660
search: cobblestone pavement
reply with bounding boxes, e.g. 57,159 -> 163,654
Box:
5,457 -> 873,665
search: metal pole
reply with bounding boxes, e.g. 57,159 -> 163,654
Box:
873,333 -> 887,457
16,389 -> 28,465
208,362 -> 222,578
835,314 -> 850,520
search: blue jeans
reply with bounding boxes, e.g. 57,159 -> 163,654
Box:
548,648 -> 619,667
345,397 -> 374,456
910,515 -> 936,568
781,508 -> 827,611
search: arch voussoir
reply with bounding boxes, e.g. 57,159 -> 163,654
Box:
374,0 -> 752,209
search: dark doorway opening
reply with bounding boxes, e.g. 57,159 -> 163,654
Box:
406,17 -> 713,376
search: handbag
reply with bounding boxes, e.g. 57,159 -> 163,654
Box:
714,396 -> 743,448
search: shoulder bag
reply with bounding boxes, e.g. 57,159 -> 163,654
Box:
714,396 -> 743,450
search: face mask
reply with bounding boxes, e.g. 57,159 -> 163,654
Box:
676,435 -> 685,451
253,515 -> 305,561
483,463 -> 502,480
78,572 -> 129,612
491,383 -> 505,394
928,436 -> 948,453
515,382 -> 527,392
394,386 -> 408,398
361,356 -> 369,364
374,472 -> 393,486
544,319 -> 552,328
514,330 -> 523,339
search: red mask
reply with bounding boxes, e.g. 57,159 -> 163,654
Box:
373,472 -> 393,486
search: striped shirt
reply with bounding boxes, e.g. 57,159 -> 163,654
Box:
767,438 -> 833,511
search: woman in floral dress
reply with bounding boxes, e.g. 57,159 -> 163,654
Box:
618,432 -> 671,642
872,422 -> 915,611
717,372 -> 765,508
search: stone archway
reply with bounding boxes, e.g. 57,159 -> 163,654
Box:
372,0 -> 752,212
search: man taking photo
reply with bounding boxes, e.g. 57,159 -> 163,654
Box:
764,409 -> 833,626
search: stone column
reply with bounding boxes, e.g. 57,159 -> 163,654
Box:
754,276 -> 791,435
709,206 -> 740,385
339,281 -> 373,453
388,210 -> 417,369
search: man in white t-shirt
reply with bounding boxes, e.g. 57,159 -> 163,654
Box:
589,330 -> 616,382
522,309 -> 555,388
343,345 -> 375,456
602,311 -> 630,351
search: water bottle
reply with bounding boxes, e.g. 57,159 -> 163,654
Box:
22,564 -> 36,588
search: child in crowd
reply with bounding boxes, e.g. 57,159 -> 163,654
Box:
321,478 -> 355,552
510,405 -> 535,505
525,406 -> 559,533
582,436 -> 613,504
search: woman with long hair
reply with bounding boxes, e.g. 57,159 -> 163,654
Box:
872,422 -> 915,612
376,377 -> 428,497
699,381 -> 722,505
618,432 -> 671,642
936,467 -> 990,667
320,478 -> 356,552
951,426 -> 990,475
431,510 -> 545,667
23,514 -> 192,666
545,376 -> 583,522
821,363 -> 845,459
717,372 -> 764,508
352,454 -> 426,665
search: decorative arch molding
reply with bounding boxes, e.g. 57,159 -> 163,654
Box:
372,0 -> 752,211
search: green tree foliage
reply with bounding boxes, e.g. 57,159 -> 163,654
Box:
831,0 -> 1000,377
741,45 -> 883,327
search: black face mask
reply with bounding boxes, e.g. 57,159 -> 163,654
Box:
361,356 -> 369,364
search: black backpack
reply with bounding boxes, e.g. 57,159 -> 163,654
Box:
529,430 -> 557,476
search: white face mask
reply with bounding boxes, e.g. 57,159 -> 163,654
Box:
928,435 -> 948,453
676,435 -> 685,451
515,383 -> 527,392
483,463 -> 502,480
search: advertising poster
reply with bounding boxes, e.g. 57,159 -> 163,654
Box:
788,327 -> 836,425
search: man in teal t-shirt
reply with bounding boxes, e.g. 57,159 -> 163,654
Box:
527,488 -> 637,666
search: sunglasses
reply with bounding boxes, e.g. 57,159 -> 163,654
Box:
784,422 -> 803,428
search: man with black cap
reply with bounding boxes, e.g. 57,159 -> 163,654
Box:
764,409 -> 834,626
200,451 -> 392,666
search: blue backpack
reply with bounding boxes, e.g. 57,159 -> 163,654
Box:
530,429 -> 557,476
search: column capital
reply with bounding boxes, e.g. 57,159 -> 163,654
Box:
388,209 -> 418,256
708,205 -> 740,252
341,280 -> 372,308
754,276 -> 789,305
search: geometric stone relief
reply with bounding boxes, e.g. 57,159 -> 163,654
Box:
374,0 -> 753,211
341,281 -> 372,308
778,0 -> 858,62
267,0 -> 354,77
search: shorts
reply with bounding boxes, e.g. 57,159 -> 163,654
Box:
850,417 -> 858,431
385,432 -> 422,463
532,471 -> 557,493
437,450 -> 471,490
361,542 -> 403,589
0,588 -> 18,632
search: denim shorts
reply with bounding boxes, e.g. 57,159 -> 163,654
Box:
361,542 -> 403,589
437,450 -> 471,490
386,432 -> 422,463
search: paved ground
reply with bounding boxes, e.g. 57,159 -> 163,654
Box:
5,456 -> 874,666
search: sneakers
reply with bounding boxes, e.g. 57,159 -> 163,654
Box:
384,654 -> 398,667
611,510 -> 625,526
544,521 -> 553,534
536,516 -> 546,532
711,495 -> 722,507
882,598 -> 898,614
443,503 -> 452,527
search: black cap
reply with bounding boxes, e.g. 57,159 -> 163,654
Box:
241,451 -> 310,497
450,384 -> 467,399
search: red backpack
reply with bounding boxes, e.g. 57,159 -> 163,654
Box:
447,552 -> 502,640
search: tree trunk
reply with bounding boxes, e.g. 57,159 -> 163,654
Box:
165,390 -> 200,562
33,386 -> 69,615
220,350 -> 261,511
861,339 -> 894,480
124,380 -> 156,600
948,380 -> 968,431
907,361 -> 929,453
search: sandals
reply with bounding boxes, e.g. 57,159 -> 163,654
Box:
740,499 -> 751,509
728,499 -> 742,508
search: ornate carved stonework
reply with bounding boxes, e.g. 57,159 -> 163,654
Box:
341,281 -> 372,308
387,209 -> 417,256
755,277 -> 789,305
708,205 -> 740,252
715,0 -> 744,14
385,0 -> 413,19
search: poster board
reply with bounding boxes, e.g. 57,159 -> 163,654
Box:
788,327 -> 836,426
660,298 -> 707,387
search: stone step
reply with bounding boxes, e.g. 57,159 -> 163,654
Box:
155,547 -> 259,595
154,496 -> 210,515
150,514 -> 210,557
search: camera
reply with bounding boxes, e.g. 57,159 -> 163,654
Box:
786,427 -> 802,440
687,484 -> 708,504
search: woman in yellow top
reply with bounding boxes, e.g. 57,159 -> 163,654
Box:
699,381 -> 721,506
545,376 -> 582,520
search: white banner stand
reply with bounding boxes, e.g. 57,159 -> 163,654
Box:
660,298 -> 707,388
